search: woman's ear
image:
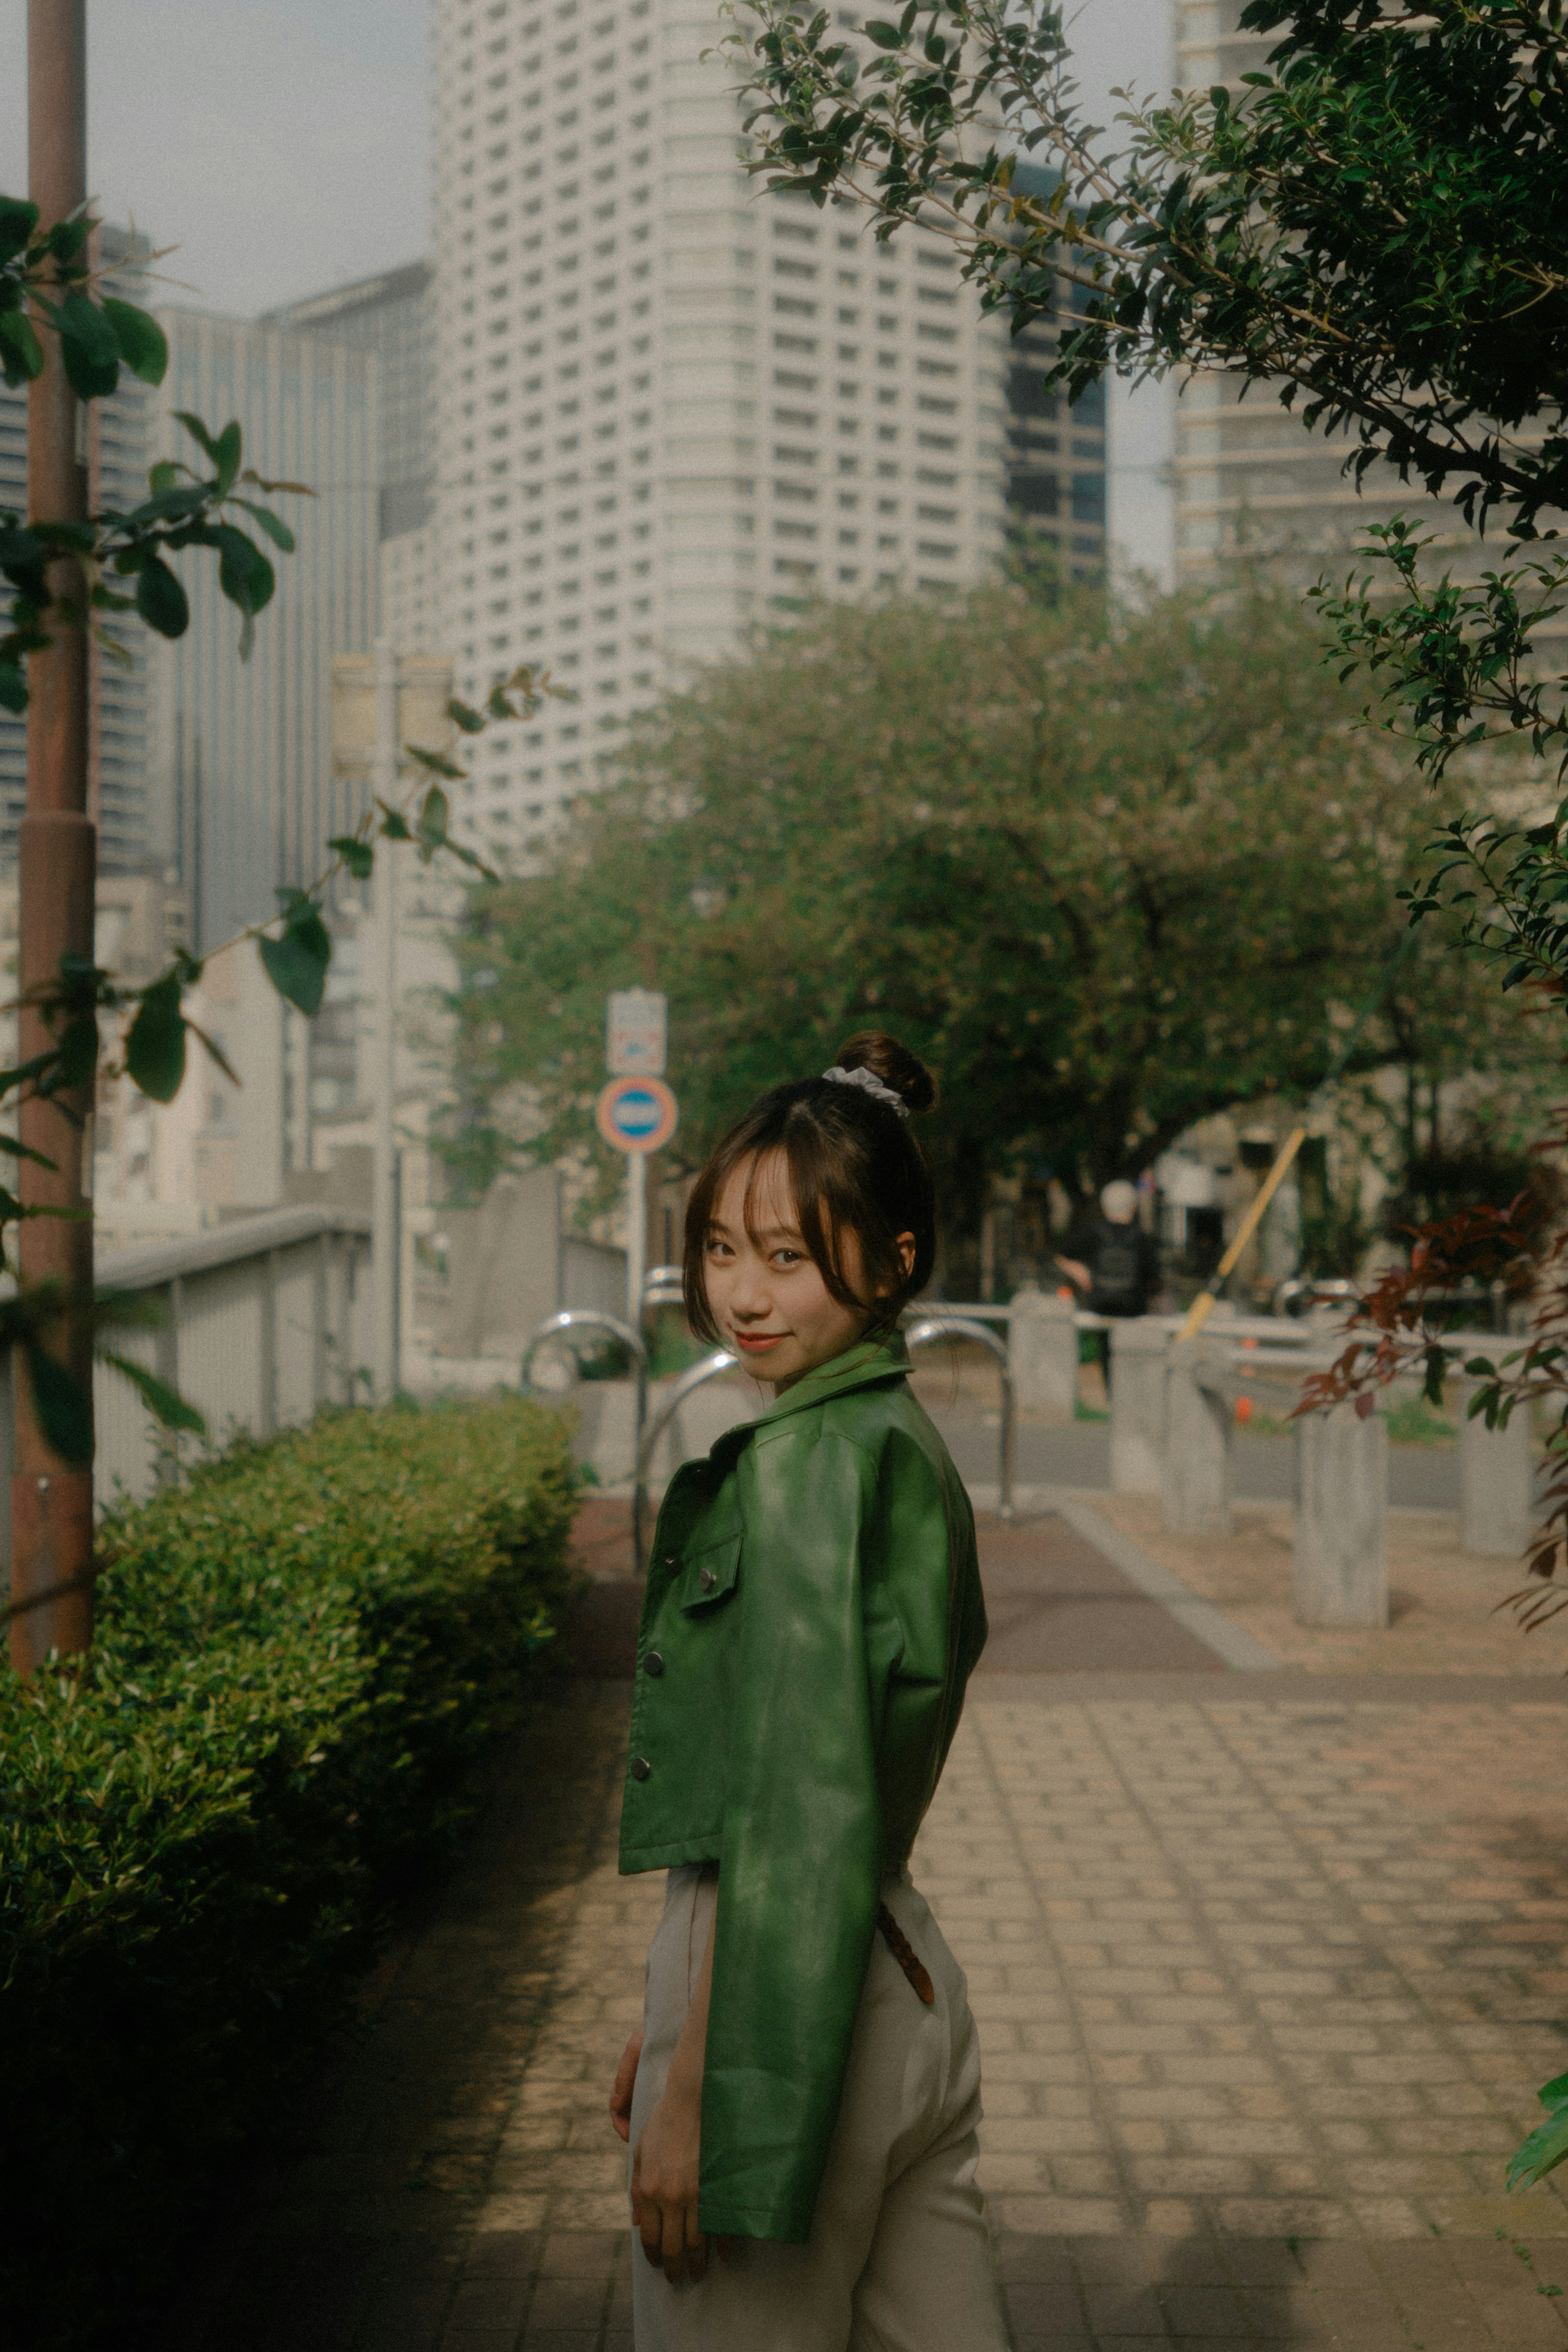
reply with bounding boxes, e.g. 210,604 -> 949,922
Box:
895,1229 -> 915,1282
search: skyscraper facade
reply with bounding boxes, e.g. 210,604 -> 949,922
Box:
430,0 -> 1081,855
263,261 -> 436,540
148,308 -> 380,951
263,261 -> 441,662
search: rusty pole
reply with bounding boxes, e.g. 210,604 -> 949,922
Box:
11,0 -> 96,1673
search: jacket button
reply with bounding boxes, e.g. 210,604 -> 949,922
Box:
644,1650 -> 664,1677
630,1756 -> 651,1781
698,1567 -> 716,1592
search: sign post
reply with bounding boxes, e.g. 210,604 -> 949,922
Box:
606,988 -> 667,1080
597,1070 -> 678,1326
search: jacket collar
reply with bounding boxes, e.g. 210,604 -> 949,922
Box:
751,1328 -> 911,1430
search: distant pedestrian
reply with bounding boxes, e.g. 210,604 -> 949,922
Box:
609,1032 -> 1008,2351
1056,1178 -> 1163,1389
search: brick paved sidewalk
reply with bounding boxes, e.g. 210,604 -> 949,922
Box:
942,1680 -> 1568,2348
167,1512 -> 1568,2350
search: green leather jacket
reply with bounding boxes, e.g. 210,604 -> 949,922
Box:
618,1330 -> 987,2244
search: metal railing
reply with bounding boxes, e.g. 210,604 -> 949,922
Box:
905,1315 -> 1014,1518
631,1347 -> 741,1570
0,1206 -> 375,1571
520,1308 -> 652,1565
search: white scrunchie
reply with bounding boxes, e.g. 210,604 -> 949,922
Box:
822,1063 -> 910,1119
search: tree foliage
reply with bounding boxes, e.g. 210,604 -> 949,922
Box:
725,0 -> 1568,997
444,581 -> 1537,1228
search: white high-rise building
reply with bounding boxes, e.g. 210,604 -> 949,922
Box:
431,0 -> 1031,856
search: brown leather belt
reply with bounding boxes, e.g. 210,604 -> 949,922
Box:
877,1902 -> 935,2004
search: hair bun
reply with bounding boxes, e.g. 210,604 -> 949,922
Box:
834,1031 -> 937,1116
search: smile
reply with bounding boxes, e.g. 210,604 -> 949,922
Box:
733,1331 -> 786,1353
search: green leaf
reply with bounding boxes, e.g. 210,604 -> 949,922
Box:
439,836 -> 502,884
0,660 -> 26,716
39,1014 -> 98,1097
212,524 -> 274,616
96,1347 -> 206,1437
214,421 -> 243,494
45,217 -> 90,266
175,415 -> 246,497
1510,2103 -> 1568,2192
0,196 -> 40,263
407,742 -> 466,779
0,1133 -> 55,1169
55,290 -> 120,400
32,519 -> 97,553
258,896 -> 332,1017
0,305 -> 44,386
447,697 -> 487,733
230,498 -> 295,553
417,784 -> 450,862
377,804 -> 413,841
328,834 -> 374,880
100,297 -> 168,387
174,410 -> 222,466
122,484 -> 209,530
134,555 -> 189,640
24,1343 -> 92,1465
124,973 -> 187,1102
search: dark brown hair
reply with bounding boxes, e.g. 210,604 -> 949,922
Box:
682,1032 -> 938,1344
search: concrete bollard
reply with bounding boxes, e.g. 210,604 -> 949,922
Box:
1109,1317 -> 1171,1495
1459,1379 -> 1535,1558
1008,1285 -> 1079,1416
1294,1401 -> 1388,1626
1163,1339 -> 1234,1538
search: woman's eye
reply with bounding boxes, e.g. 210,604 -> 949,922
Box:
773,1249 -> 802,1267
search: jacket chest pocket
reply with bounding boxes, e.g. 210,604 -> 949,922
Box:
679,1532 -> 741,1614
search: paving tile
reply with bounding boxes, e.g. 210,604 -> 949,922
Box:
156,1601 -> 1568,2351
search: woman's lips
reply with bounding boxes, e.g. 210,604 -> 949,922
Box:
733,1331 -> 785,1353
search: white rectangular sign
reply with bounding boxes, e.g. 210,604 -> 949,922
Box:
606,988 -> 667,1077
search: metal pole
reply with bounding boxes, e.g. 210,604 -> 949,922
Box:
11,0 -> 94,1673
626,1148 -> 646,1330
370,637 -> 399,1401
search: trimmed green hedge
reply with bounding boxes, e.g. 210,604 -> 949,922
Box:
0,1395 -> 579,2352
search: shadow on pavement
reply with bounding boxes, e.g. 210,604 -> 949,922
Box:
164,1681 -> 637,2352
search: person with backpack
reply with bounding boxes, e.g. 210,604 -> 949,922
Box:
1056,1178 -> 1163,1386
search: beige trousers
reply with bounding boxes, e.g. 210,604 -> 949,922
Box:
628,1864 -> 1009,2352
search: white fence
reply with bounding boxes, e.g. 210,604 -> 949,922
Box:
0,1207 -> 374,1572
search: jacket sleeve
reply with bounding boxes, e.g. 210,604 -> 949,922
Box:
697,1419 -> 882,2243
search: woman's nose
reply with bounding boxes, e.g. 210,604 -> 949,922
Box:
729,1264 -> 772,1318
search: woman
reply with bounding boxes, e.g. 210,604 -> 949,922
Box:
608,1033 -> 1008,2350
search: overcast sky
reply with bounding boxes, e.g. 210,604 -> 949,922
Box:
0,0 -> 1174,574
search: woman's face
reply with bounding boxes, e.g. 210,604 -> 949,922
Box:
703,1149 -> 909,1391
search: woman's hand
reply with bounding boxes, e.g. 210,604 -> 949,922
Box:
609,2027 -> 644,2145
632,2078 -> 709,2283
